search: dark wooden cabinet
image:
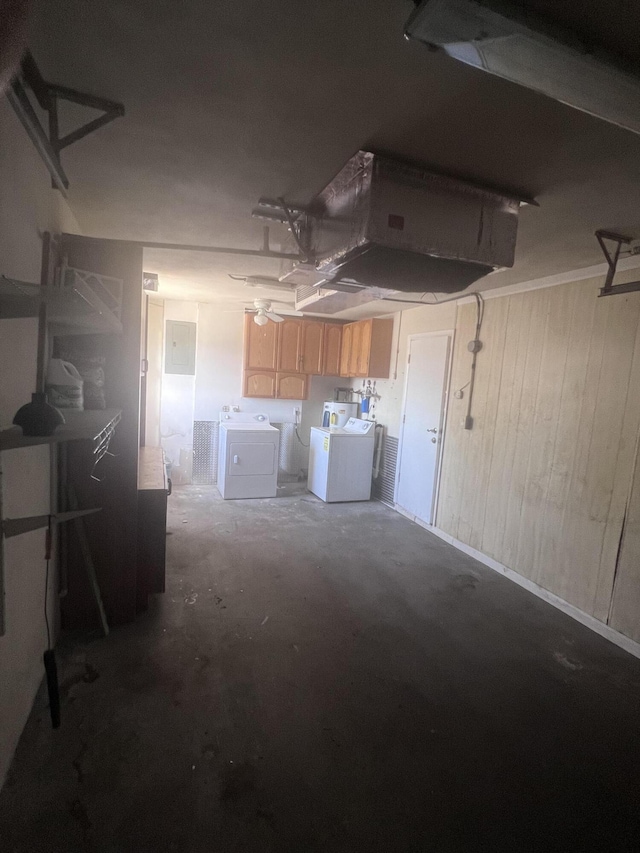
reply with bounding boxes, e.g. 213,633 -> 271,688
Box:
136,447 -> 168,612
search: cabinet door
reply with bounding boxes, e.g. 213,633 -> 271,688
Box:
356,319 -> 372,376
276,372 -> 308,400
244,370 -> 276,398
277,318 -> 303,373
350,321 -> 364,376
245,314 -> 278,370
340,323 -> 353,376
322,323 -> 342,376
301,321 -> 324,375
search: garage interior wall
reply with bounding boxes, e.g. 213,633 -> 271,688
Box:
0,101 -> 82,787
436,273 -> 640,643
350,302 -> 458,436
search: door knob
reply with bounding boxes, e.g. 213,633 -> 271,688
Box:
431,437 -> 437,443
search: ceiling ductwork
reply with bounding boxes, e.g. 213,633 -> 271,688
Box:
405,0 -> 640,137
279,150 -> 526,296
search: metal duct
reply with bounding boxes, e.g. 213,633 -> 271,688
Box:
406,0 -> 640,137
282,151 -> 523,295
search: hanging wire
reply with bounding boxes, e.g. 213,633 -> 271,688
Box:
295,425 -> 309,447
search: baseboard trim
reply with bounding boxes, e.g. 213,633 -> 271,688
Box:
420,522 -> 640,660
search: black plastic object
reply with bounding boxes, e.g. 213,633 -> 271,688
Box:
13,392 -> 65,436
43,649 -> 60,728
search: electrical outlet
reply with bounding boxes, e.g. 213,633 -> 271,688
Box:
293,406 -> 301,423
464,415 -> 474,430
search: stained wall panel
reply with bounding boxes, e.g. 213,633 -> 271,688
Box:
436,277 -> 640,638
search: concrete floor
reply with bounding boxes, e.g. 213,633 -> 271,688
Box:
2,485 -> 640,852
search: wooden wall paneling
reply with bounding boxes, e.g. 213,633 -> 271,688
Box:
435,303 -> 476,536
609,415 -> 640,642
598,297 -> 640,625
545,291 -> 610,613
480,292 -> 529,560
580,292 -> 640,616
534,281 -> 597,598
499,289 -> 549,572
467,295 -> 510,551
515,284 -> 574,582
455,296 -> 508,548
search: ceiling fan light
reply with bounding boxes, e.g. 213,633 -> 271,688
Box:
254,312 -> 269,326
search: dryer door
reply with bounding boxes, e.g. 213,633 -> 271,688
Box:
228,442 -> 277,476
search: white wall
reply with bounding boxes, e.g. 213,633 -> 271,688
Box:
0,100 -> 81,788
160,301 -> 197,484
351,303 -> 457,436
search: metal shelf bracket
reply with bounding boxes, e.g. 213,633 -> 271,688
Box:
596,230 -> 640,297
6,51 -> 124,196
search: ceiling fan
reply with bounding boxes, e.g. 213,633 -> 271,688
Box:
247,298 -> 300,326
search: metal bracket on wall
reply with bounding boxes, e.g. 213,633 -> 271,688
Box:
596,230 -> 640,297
5,51 -> 124,196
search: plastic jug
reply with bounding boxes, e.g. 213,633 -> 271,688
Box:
46,359 -> 84,410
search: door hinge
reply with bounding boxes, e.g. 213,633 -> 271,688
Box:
408,353 -> 411,364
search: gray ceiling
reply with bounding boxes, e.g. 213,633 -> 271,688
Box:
29,0 -> 640,307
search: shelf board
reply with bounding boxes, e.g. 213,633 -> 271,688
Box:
0,275 -> 123,335
0,408 -> 122,451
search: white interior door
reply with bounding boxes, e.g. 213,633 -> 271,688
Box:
396,333 -> 452,525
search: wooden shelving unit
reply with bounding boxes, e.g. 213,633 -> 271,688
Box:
0,409 -> 122,452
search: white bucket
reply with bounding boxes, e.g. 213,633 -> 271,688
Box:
46,359 -> 84,410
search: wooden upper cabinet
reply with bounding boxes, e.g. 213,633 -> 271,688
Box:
323,323 -> 342,376
349,321 -> 363,376
340,322 -> 353,377
244,313 -> 278,370
301,321 -> 324,375
355,319 -> 372,376
339,318 -> 394,379
276,372 -> 308,400
277,318 -> 303,373
367,318 -> 393,378
244,370 -> 277,398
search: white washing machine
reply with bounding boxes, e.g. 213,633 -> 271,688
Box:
218,412 -> 280,499
308,417 -> 376,502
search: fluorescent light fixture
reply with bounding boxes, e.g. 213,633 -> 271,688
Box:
405,0 -> 640,136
